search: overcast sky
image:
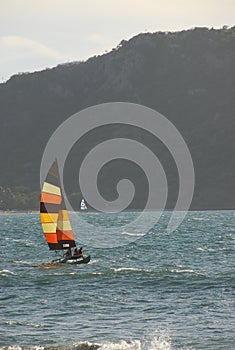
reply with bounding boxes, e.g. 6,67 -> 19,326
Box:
0,0 -> 234,82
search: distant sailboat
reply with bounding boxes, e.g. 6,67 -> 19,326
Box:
40,160 -> 90,264
80,198 -> 87,211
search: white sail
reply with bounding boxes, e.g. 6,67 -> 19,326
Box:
80,198 -> 87,211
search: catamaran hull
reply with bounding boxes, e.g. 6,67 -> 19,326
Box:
58,255 -> 91,264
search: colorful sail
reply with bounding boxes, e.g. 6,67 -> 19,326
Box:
80,198 -> 87,211
40,160 -> 76,250
56,198 -> 76,249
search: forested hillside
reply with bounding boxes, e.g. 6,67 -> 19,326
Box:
0,26 -> 234,210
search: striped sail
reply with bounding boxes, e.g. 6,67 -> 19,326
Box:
56,198 -> 76,249
40,160 -> 76,250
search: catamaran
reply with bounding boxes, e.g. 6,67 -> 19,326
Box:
40,160 -> 90,264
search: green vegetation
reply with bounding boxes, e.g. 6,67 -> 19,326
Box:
0,26 -> 235,210
0,186 -> 39,211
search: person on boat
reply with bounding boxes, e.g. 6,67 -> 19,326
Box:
74,246 -> 84,258
73,247 -> 79,256
64,248 -> 71,258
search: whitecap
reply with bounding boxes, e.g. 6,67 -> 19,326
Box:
121,231 -> 144,237
197,247 -> 207,251
25,323 -> 45,328
6,320 -> 44,329
171,269 -> 205,276
6,320 -> 18,325
14,260 -> 33,265
39,299 -> 48,304
192,217 -> 209,221
98,333 -> 172,349
0,269 -> 16,276
99,340 -> 141,350
114,267 -> 143,273
25,240 -> 35,246
89,259 -> 99,264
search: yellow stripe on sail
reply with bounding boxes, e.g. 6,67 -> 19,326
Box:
42,222 -> 57,233
42,182 -> 61,196
59,210 -> 70,221
40,213 -> 58,223
57,220 -> 72,231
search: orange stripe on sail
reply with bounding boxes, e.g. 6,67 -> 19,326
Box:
40,192 -> 61,205
44,233 -> 58,244
56,230 -> 75,241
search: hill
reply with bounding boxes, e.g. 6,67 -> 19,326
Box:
0,26 -> 235,210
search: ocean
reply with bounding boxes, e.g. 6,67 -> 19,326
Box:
0,210 -> 234,350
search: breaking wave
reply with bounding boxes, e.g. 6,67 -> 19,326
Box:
0,333 -> 173,350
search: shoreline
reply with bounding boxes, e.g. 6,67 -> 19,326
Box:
0,208 -> 234,215
0,210 -> 39,215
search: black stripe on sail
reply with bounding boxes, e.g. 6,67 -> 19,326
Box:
40,202 -> 60,213
60,198 -> 67,210
48,241 -> 76,250
48,242 -> 64,250
58,240 -> 76,248
42,160 -> 60,187
48,160 -> 59,178
45,173 -> 60,187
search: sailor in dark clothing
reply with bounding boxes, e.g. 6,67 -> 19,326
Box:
78,247 -> 84,258
64,248 -> 71,257
74,247 -> 84,258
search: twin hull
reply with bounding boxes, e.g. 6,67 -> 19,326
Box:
59,255 -> 91,264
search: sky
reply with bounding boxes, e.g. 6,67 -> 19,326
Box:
0,0 -> 234,82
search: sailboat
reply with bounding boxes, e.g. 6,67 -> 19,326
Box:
80,198 -> 87,211
40,160 -> 90,264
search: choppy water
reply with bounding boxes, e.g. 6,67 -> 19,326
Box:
0,211 -> 234,349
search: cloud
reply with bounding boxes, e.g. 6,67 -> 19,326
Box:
0,36 -> 69,81
1,0 -> 234,81
0,35 -> 67,61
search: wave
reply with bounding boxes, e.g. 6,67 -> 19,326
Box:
167,268 -> 205,276
112,266 -> 205,277
0,344 -> 98,350
97,337 -> 171,349
191,217 -> 210,221
14,260 -> 35,265
113,267 -> 143,273
4,238 -> 22,242
0,269 -> 16,276
0,334 -> 172,349
121,231 -> 144,237
197,246 -> 230,252
88,259 -> 100,265
6,320 -> 45,328
25,240 -> 35,246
